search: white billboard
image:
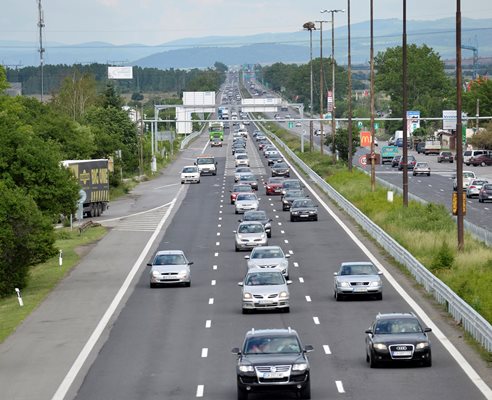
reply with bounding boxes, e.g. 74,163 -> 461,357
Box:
443,110 -> 467,130
183,91 -> 216,106
242,98 -> 282,106
176,107 -> 192,134
108,66 -> 133,80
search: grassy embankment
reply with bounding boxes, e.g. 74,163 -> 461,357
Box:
261,120 -> 492,328
0,226 -> 107,343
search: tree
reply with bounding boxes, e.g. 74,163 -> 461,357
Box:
0,65 -> 9,92
375,44 -> 454,133
328,126 -> 360,162
463,78 -> 492,123
0,182 -> 56,297
99,83 -> 124,109
469,121 -> 492,149
214,61 -> 228,73
50,70 -> 98,121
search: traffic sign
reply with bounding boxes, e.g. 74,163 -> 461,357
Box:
357,121 -> 363,128
452,192 -> 467,216
359,155 -> 368,166
288,122 -> 294,129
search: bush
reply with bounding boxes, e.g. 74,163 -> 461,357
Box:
430,242 -> 454,272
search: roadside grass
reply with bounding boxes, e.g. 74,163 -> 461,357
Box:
0,226 -> 107,343
262,121 -> 492,325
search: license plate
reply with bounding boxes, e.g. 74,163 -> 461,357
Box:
162,275 -> 176,280
354,287 -> 367,292
258,300 -> 273,304
263,372 -> 284,379
392,351 -> 412,356
300,214 -> 309,218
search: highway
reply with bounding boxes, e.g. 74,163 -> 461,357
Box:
72,122 -> 488,399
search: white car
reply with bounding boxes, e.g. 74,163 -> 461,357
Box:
264,149 -> 279,157
466,179 -> 489,198
234,221 -> 268,251
235,192 -> 259,214
245,246 -> 290,278
235,153 -> 250,167
180,165 -> 200,184
453,171 -> 476,191
148,250 -> 192,288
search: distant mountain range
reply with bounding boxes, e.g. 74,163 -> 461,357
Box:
1,18 -> 491,69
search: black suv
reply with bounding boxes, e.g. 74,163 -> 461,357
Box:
365,312 -> 432,368
232,328 -> 313,400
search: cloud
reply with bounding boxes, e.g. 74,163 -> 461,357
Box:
97,0 -> 120,8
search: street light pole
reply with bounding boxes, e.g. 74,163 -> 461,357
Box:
316,20 -> 329,155
347,0 -> 353,171
322,9 -> 345,163
402,0 -> 409,206
303,21 -> 316,152
370,0 -> 376,192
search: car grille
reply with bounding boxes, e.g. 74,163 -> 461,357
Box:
257,264 -> 280,269
255,365 -> 291,383
253,294 -> 279,299
389,344 -> 415,359
350,281 -> 369,286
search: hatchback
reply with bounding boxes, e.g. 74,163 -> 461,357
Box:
234,221 -> 268,251
466,179 -> 489,198
478,183 -> 492,203
245,245 -> 290,277
148,250 -> 192,288
235,193 -> 259,214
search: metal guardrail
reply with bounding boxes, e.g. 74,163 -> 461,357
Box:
179,130 -> 202,150
256,120 -> 492,353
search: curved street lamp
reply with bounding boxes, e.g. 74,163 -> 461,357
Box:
303,21 -> 316,152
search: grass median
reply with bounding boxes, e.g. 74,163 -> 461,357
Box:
262,120 -> 492,327
0,226 -> 107,343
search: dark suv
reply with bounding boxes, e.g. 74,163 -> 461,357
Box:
232,328 -> 313,400
365,312 -> 432,368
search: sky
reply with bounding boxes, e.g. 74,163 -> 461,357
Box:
1,0 -> 491,46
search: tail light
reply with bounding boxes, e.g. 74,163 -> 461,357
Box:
469,186 -> 476,190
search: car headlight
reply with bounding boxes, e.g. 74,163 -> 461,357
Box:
152,271 -> 160,278
239,365 -> 254,372
243,292 -> 253,300
416,342 -> 429,349
260,234 -> 265,239
339,281 -> 350,288
283,200 -> 288,204
177,271 -> 188,278
373,343 -> 387,351
279,291 -> 289,299
292,211 -> 299,215
292,363 -> 308,371
237,234 -> 244,240
369,281 -> 380,287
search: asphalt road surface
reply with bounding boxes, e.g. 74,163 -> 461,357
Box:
73,125 -> 489,400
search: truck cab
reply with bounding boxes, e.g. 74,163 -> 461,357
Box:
195,155 -> 218,176
381,146 -> 399,165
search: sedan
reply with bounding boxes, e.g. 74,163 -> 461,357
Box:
365,312 -> 432,368
148,250 -> 192,288
240,210 -> 272,238
271,162 -> 290,177
265,177 -> 284,195
234,221 -> 268,251
238,269 -> 291,313
412,162 -> 431,176
238,173 -> 259,191
478,183 -> 492,203
230,184 -> 254,204
281,179 -> 302,195
470,154 -> 492,167
235,153 -> 250,167
180,165 -> 200,184
398,155 -> 416,170
282,189 -> 306,211
234,167 -> 253,182
391,155 -> 402,168
245,245 -> 290,277
466,179 -> 489,198
437,151 -> 454,163
266,152 -> 283,166
290,198 -> 318,221
333,262 -> 383,301
235,192 -> 259,214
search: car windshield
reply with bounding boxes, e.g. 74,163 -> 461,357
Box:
244,212 -> 267,221
245,272 -> 284,286
153,254 -> 186,265
234,186 -> 252,193
237,194 -> 256,201
240,175 -> 255,181
197,158 -> 214,164
244,336 -> 301,354
374,318 -> 423,334
182,167 -> 197,173
442,152 -> 451,156
292,199 -> 314,208
285,190 -> 303,198
472,180 -> 488,185
463,172 -> 475,178
251,248 -> 283,259
340,264 -> 377,275
416,163 -> 428,168
238,224 -> 263,233
283,181 -> 301,189
236,168 -> 250,173
274,163 -> 288,168
236,154 -> 248,159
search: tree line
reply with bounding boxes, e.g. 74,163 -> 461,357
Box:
0,63 -> 226,298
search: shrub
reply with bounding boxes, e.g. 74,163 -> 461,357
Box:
430,242 -> 454,272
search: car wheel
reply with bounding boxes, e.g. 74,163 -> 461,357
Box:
283,307 -> 290,313
267,232 -> 272,238
181,181 -> 184,184
235,246 -> 239,252
424,353 -> 432,367
184,281 -> 191,287
300,381 -> 311,399
366,351 -> 370,363
412,173 -> 416,176
150,283 -> 157,289
376,293 -> 383,301
427,173 -> 430,176
231,200 -> 234,205
242,308 -> 249,315
290,216 -> 295,222
314,216 -> 318,221
335,292 -> 343,302
237,387 -> 248,400
479,198 -> 483,203
197,180 -> 200,184
235,210 -> 238,214
369,351 -> 378,368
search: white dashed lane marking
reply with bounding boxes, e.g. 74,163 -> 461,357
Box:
211,280 -> 216,286
281,230 -> 285,234
216,242 -> 220,246
205,320 -> 211,328
323,345 -> 332,355
213,265 -> 218,270
196,385 -> 204,397
299,277 -> 304,283
294,262 -> 299,268
288,250 -> 294,255
201,348 -> 208,358
313,317 -> 320,325
284,239 -> 289,244
336,381 -> 345,393
305,296 -> 312,302
208,298 -> 214,305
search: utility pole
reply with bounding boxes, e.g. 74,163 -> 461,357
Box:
303,22 -> 316,152
347,0 -> 353,171
476,98 -> 480,134
316,20 -> 329,155
370,0 -> 376,191
456,0 -> 465,250
37,0 -> 45,102
402,0 -> 409,206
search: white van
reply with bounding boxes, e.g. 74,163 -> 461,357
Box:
463,150 -> 490,166
195,155 -> 217,176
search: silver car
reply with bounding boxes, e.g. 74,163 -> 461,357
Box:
333,262 -> 383,301
234,221 -> 268,251
238,269 -> 291,313
412,162 -> 431,176
245,246 -> 290,278
148,250 -> 192,288
235,192 -> 259,214
234,166 -> 252,182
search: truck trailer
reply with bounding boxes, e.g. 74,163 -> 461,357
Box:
62,159 -> 110,218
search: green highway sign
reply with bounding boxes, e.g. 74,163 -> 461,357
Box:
288,122 -> 294,129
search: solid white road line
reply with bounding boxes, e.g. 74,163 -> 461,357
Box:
196,385 -> 204,397
205,320 -> 212,328
282,144 -> 492,398
208,298 -> 214,305
201,140 -> 209,153
51,188 -> 184,400
335,381 -> 345,393
323,345 -> 332,355
313,317 -> 320,325
201,348 -> 208,358
299,277 -> 304,283
98,200 -> 173,223
153,183 -> 181,189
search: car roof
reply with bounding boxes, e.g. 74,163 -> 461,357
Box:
252,245 -> 282,251
245,328 -> 298,338
155,250 -> 185,256
341,261 -> 374,267
239,221 -> 263,226
375,312 -> 416,321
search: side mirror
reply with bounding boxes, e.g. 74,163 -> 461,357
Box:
286,280 -> 293,285
233,230 -> 237,234
365,329 -> 373,335
147,263 -> 152,267
378,271 -> 383,275
188,262 -> 194,266
231,347 -> 241,355
238,282 -> 244,286
194,162 -> 197,165
424,327 -> 432,333
244,255 -> 250,259
333,272 -> 338,276
215,161 -> 218,165
285,254 -> 291,259
304,345 -> 314,353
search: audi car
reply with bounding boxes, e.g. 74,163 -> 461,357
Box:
290,198 -> 318,221
333,262 -> 383,301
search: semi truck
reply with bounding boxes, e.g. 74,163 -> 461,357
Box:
380,146 -> 399,164
62,159 -> 110,218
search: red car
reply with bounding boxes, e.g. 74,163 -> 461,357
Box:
230,184 -> 254,204
470,154 -> 492,167
265,177 -> 284,195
